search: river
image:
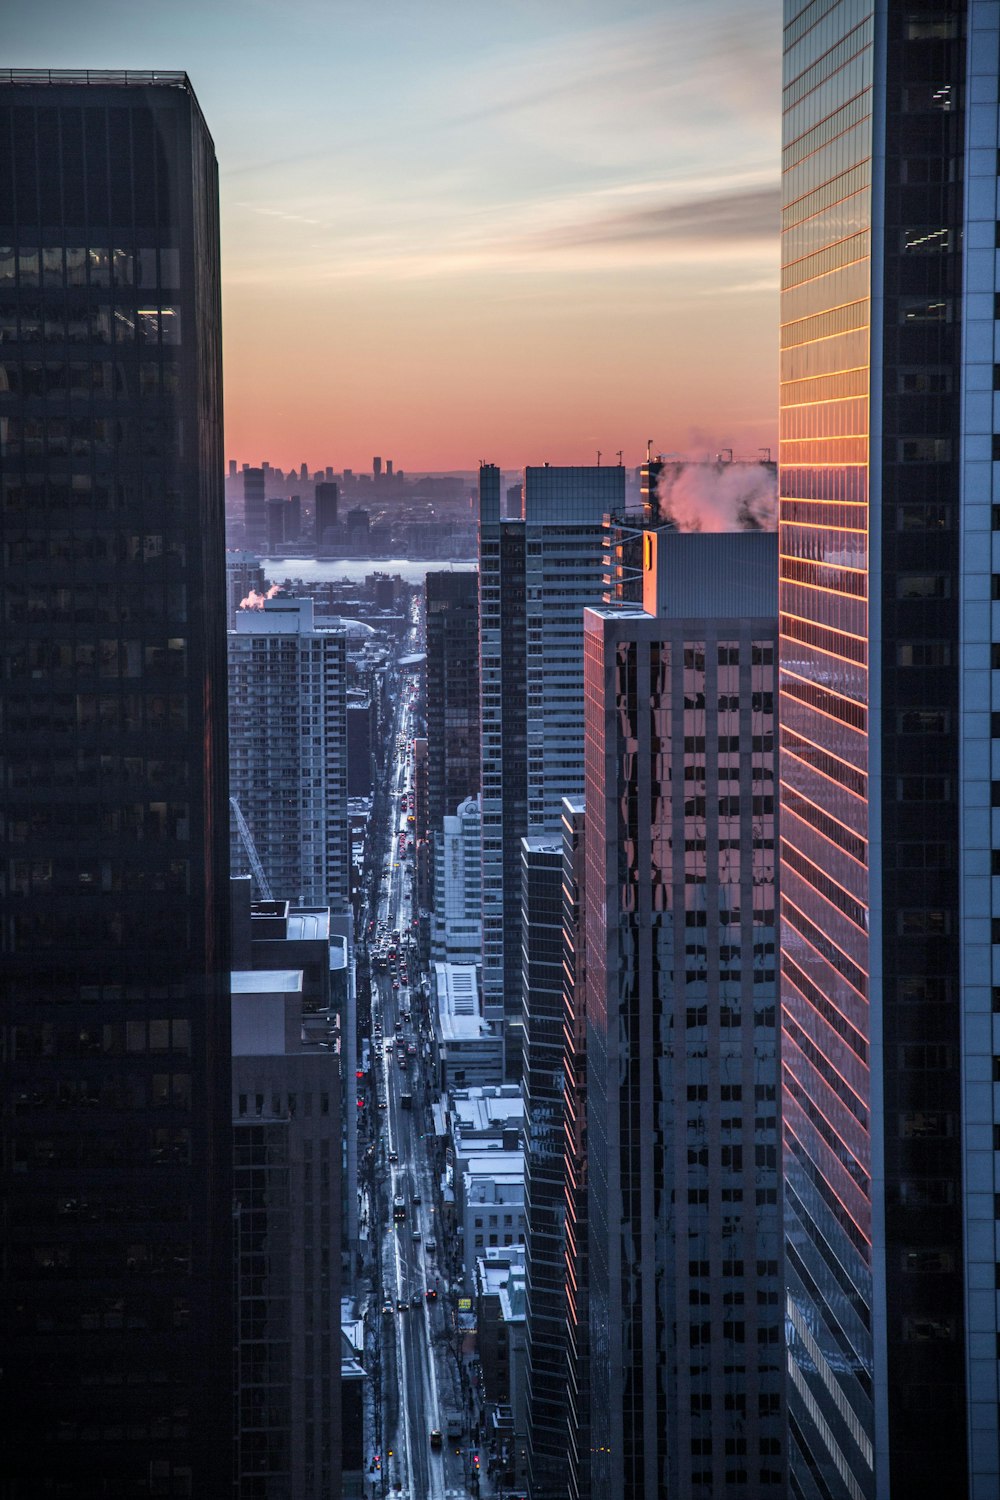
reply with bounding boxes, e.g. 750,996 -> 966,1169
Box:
260,557 -> 476,587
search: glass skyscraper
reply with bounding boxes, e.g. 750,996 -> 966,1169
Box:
779,5 -> 999,1496
478,462 -> 623,1067
0,72 -> 232,1495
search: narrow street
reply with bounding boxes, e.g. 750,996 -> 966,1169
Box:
361,624 -> 490,1500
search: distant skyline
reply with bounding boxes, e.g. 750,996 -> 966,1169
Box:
7,0 -> 781,469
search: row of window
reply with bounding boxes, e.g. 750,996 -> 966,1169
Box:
0,246 -> 180,289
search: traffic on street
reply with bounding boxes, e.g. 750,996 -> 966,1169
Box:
359,604 -> 490,1500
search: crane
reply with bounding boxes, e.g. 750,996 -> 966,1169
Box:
229,796 -> 274,901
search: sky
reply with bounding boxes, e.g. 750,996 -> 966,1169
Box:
7,0 -> 782,472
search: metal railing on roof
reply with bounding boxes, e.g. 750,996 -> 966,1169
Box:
0,68 -> 191,87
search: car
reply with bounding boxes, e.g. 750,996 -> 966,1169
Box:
378,1099 -> 387,1110
424,1238 -> 437,1253
412,1230 -> 421,1243
407,1044 -> 417,1057
382,1300 -> 394,1314
425,1287 -> 437,1301
411,1290 -> 422,1306
397,1298 -> 407,1312
392,981 -> 399,990
388,1150 -> 398,1164
429,1429 -> 443,1449
411,1192 -> 421,1205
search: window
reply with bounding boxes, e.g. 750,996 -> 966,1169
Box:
901,298 -> 950,322
898,437 -> 950,463
897,574 -> 949,599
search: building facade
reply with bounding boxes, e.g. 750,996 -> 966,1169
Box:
561,797 -> 591,1500
232,970 -> 343,1500
426,569 -> 480,832
778,5 -> 999,1496
431,794 -> 482,967
229,595 -> 349,912
586,531 -> 785,1499
478,463 -> 622,1065
0,71 -> 233,1496
520,835 -> 567,1499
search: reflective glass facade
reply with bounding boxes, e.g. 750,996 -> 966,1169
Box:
586,533 -> 783,1499
478,463 -> 621,1068
779,5 -> 979,1496
0,73 -> 232,1496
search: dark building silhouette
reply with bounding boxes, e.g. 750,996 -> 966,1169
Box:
561,798 -> 590,1500
0,70 -> 233,1496
244,465 -> 266,551
315,481 -> 339,544
520,835 -> 567,1499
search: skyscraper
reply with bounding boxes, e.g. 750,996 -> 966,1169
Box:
520,834 -> 567,1499
560,798 -> 590,1500
478,463 -> 623,1062
0,71 -> 232,1495
229,596 -> 349,912
586,531 -> 784,1499
778,5 -> 996,1495
243,465 -> 266,552
425,569 -> 480,834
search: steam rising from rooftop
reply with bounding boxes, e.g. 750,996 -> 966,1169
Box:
656,459 -> 777,534
239,584 -> 283,610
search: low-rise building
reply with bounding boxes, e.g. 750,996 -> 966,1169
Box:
460,1149 -> 526,1292
432,963 -> 502,1091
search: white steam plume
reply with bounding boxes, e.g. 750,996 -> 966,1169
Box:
239,584 -> 283,610
657,462 -> 776,533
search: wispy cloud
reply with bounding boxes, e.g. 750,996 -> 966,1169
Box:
532,184 -> 780,251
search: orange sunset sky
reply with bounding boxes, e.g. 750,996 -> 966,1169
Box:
9,0 -> 782,472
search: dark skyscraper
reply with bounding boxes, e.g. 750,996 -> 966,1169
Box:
315,479 -> 338,544
778,6 -> 998,1496
243,464 -> 266,551
425,569 -> 480,833
0,71 -> 233,1495
586,532 -> 784,1500
520,833 -> 567,1499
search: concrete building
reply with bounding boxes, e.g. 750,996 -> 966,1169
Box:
478,463 -> 624,1067
432,962 -> 502,1092
232,969 -> 343,1500
227,549 -> 267,626
586,531 -> 785,1499
229,595 -> 349,912
431,795 -> 482,966
461,1149 -> 527,1292
0,71 -> 233,1496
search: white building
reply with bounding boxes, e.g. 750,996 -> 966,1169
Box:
432,962 -> 502,1091
460,1149 -> 526,1291
431,794 -> 482,966
229,595 -> 349,912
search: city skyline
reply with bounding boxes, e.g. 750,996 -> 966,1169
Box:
5,0 -> 782,469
